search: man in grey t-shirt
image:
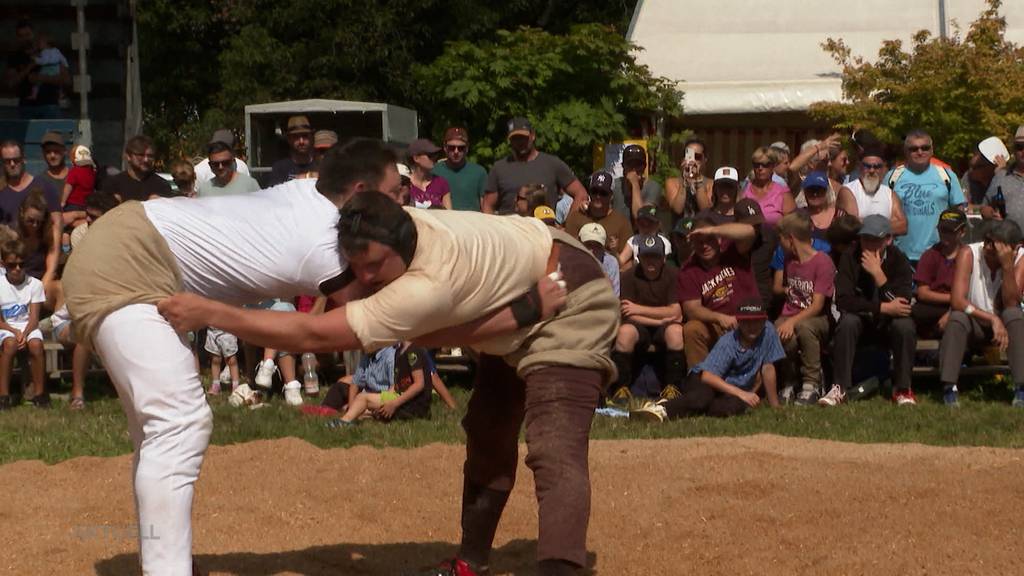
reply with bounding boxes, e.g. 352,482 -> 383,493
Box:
483,117 -> 587,215
196,139 -> 261,198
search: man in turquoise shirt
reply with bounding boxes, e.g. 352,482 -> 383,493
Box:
433,126 -> 488,211
886,130 -> 966,263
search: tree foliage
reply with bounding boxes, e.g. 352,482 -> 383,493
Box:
414,24 -> 682,173
810,0 -> 1024,165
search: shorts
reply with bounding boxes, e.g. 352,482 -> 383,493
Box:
204,328 -> 238,357
625,322 -> 675,352
246,299 -> 297,313
0,328 -> 44,344
380,390 -> 400,403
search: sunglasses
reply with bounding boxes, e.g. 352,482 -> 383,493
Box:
208,159 -> 233,169
445,145 -> 467,152
4,261 -> 24,269
1015,142 -> 1024,151
805,187 -> 827,195
862,162 -> 884,170
2,157 -> 24,165
752,161 -> 775,169
906,145 -> 932,153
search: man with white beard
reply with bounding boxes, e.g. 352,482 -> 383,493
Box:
837,146 -> 908,236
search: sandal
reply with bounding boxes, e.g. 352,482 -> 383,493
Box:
69,396 -> 85,410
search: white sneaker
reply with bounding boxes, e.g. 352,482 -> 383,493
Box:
254,359 -> 276,389
283,380 -> 303,406
218,366 -> 231,385
630,401 -> 668,422
817,384 -> 845,407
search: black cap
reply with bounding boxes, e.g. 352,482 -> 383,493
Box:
507,117 -> 533,138
589,171 -> 614,195
734,297 -> 767,320
673,217 -> 696,237
734,198 -> 765,225
636,234 -> 666,257
637,204 -> 658,222
622,144 -> 646,164
937,209 -> 967,233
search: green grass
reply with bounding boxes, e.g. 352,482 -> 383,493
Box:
2,377 -> 1024,465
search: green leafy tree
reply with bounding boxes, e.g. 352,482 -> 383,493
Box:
810,0 -> 1024,166
414,24 -> 682,174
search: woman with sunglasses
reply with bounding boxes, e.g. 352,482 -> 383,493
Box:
742,147 -> 796,228
837,147 -> 908,235
17,191 -> 59,310
407,138 -> 452,210
666,137 -> 714,219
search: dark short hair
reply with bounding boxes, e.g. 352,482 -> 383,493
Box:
0,139 -> 23,157
317,138 -> 397,197
984,220 -> 1024,246
125,135 -> 155,155
1,240 -> 25,261
206,141 -> 232,156
86,192 -> 121,215
337,190 -> 417,265
826,213 -> 861,247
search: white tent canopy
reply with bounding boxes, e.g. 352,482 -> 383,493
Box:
628,0 -> 1024,115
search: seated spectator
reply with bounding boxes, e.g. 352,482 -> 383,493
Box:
194,129 -> 251,185
565,171 -> 633,255
407,139 -> 451,209
0,240 -> 47,409
205,327 -> 239,395
769,175 -> 834,287
195,138 -> 260,197
609,235 -> 684,405
833,215 -> 917,407
940,220 -> 1024,407
630,297 -> 783,421
578,223 -> 620,297
330,343 -> 435,426
17,191 -> 59,308
698,167 -> 741,224
61,144 -> 96,232
912,210 -> 966,338
836,146 -> 908,235
824,213 -> 862,267
677,218 -> 759,368
618,205 -> 672,269
101,135 -> 173,202
981,126 -> 1024,232
774,212 -> 835,405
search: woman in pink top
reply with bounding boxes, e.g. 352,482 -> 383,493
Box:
742,146 -> 795,227
407,138 -> 452,209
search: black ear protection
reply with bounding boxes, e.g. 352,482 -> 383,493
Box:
338,209 -> 418,267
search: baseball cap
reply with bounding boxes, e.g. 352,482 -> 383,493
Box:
636,234 -> 666,257
578,222 -> 607,246
72,144 -> 94,167
396,163 -> 412,179
443,126 -> 469,144
714,166 -> 739,183
802,171 -> 829,190
1015,125 -> 1024,142
208,128 -> 234,147
408,138 -> 442,157
734,198 -> 765,225
40,131 -> 64,148
637,205 -> 658,222
672,217 -> 696,237
313,130 -> 338,150
937,208 -> 967,233
734,297 -> 768,321
622,144 -> 646,164
589,171 -> 614,195
533,205 -> 556,222
859,214 -> 892,237
768,141 -> 790,155
507,117 -> 533,138
286,115 -> 313,135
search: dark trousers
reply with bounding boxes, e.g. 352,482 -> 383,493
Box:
661,372 -> 749,418
833,313 -> 917,391
940,308 -> 1024,386
912,301 -> 949,339
461,354 -> 603,567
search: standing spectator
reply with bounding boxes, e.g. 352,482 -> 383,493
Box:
101,135 -> 173,202
666,137 -> 714,218
62,144 -> 96,230
396,163 -> 412,205
0,140 -> 61,248
313,130 -> 338,163
433,127 -> 487,212
193,129 -> 251,185
5,21 -> 69,119
407,139 -> 451,209
195,138 -> 260,198
38,131 -> 68,193
677,219 -> 759,367
669,216 -> 696,267
0,240 -> 47,409
832,215 -> 917,407
483,117 -> 586,214
631,297 -> 783,421
768,142 -> 791,186
613,144 -> 665,229
578,223 -> 620,297
564,171 -> 632,253
837,146 -> 908,234
205,327 -> 239,395
17,192 -> 59,299
981,126 -> 1024,232
912,209 -> 966,339
169,160 -> 196,198
618,205 -> 672,269
609,234 -> 684,405
774,211 -> 835,405
887,130 -> 966,264
940,220 -> 1024,407
268,116 -> 315,186
742,147 -> 796,228
962,150 -> 998,209
786,135 -> 840,193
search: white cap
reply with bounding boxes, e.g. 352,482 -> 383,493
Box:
978,136 -> 1009,165
714,166 -> 739,183
396,163 -> 411,178
73,144 -> 94,167
578,222 -> 607,246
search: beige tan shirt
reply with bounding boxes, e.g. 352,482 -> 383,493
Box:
345,209 -> 552,354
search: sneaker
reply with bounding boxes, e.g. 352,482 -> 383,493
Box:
208,382 -> 222,396
607,386 -> 632,408
218,365 -> 232,385
1013,387 -> 1024,408
943,386 -> 960,407
659,383 -> 681,401
413,558 -> 488,576
29,393 -> 51,408
779,385 -> 795,405
325,417 -> 356,429
893,388 -> 917,406
817,384 -> 845,407
283,380 -> 303,406
254,359 -> 277,389
795,388 -> 818,406
630,401 -> 668,423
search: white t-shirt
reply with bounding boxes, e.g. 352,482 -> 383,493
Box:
193,157 -> 251,184
845,178 -> 894,220
143,179 -> 346,305
0,275 -> 45,331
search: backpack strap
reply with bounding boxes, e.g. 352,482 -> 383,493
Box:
888,165 -> 906,190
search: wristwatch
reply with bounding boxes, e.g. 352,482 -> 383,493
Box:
965,304 -> 976,316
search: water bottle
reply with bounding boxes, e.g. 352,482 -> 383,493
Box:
301,352 -> 319,394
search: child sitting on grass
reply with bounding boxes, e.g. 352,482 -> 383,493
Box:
631,297 -> 784,421
329,342 -> 434,426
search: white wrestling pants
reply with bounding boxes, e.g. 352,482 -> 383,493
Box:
94,304 -> 213,576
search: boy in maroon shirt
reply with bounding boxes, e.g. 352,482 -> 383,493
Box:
912,209 -> 966,338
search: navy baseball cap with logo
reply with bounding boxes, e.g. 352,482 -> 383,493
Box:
637,204 -> 658,222
734,198 -> 765,225
734,297 -> 768,320
673,217 -> 696,237
589,171 -> 614,195
636,234 -> 666,257
937,208 -> 967,233
507,117 -> 533,138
